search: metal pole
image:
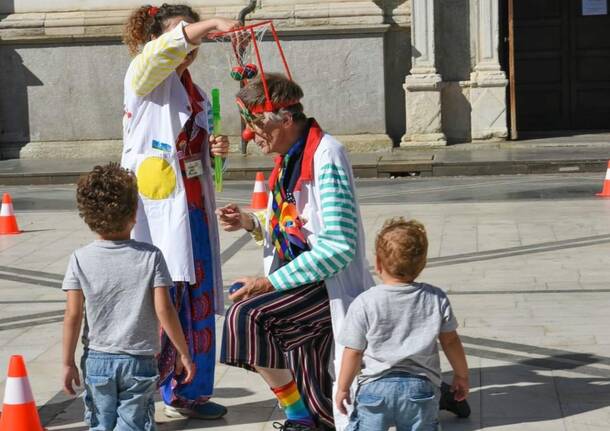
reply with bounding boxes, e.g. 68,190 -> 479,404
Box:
238,0 -> 257,24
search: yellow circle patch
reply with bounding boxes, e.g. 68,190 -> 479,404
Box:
137,157 -> 177,200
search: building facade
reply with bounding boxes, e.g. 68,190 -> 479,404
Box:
0,1 -> 608,159
402,0 -> 610,146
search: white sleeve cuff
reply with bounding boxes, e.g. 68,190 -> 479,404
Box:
173,20 -> 198,52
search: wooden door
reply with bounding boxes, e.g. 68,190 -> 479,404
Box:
570,0 -> 610,129
510,0 -> 610,132
513,0 -> 571,131
507,0 -> 517,139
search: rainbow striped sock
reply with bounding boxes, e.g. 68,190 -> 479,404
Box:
272,380 -> 315,426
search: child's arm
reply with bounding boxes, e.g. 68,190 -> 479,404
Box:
336,347 -> 363,415
130,18 -> 238,97
183,18 -> 238,45
154,287 -> 195,383
62,290 -> 84,395
439,330 -> 469,401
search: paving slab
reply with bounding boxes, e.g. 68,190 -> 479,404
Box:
0,176 -> 609,430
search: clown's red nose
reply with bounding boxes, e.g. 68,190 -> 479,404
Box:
242,128 -> 255,142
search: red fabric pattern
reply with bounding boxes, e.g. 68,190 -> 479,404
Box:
267,119 -> 324,192
177,70 -> 207,209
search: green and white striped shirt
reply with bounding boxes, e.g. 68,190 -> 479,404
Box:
268,162 -> 358,290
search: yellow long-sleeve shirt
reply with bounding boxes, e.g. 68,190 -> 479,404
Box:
130,21 -> 197,97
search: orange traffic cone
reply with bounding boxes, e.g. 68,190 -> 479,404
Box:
0,355 -> 44,431
597,161 -> 610,197
0,193 -> 20,235
250,172 -> 269,210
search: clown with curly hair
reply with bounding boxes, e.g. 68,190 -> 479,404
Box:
120,3 -> 238,420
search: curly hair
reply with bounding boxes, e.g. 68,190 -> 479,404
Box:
123,3 -> 200,55
76,163 -> 139,236
375,218 -> 428,281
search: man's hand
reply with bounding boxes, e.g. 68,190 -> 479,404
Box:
216,204 -> 254,232
451,375 -> 469,401
209,134 -> 230,158
62,363 -> 81,396
229,277 -> 274,301
335,389 -> 351,416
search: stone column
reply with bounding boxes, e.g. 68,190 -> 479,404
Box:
401,0 -> 446,147
470,0 -> 508,140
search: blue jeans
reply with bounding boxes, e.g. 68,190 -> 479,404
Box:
82,350 -> 159,431
347,373 -> 441,431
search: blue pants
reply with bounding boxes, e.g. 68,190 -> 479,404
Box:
83,350 -> 158,431
347,373 -> 441,431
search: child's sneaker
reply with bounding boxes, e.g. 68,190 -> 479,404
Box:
272,420 -> 318,431
440,381 -> 471,418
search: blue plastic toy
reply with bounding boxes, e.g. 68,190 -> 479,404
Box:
229,282 -> 245,295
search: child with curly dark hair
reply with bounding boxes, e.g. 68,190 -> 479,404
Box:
336,218 -> 469,431
62,163 -> 195,430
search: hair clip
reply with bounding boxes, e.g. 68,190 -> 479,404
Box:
148,6 -> 159,17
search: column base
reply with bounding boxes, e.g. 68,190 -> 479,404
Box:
470,71 -> 509,141
404,73 -> 446,147
400,133 -> 447,148
471,130 -> 509,141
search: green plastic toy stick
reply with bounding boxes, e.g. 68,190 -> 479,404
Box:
211,88 -> 223,192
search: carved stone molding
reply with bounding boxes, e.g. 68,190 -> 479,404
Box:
470,0 -> 508,140
0,1 -> 410,43
401,0 -> 446,147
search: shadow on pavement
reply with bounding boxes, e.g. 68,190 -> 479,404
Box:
41,336 -> 610,429
213,386 -> 256,398
441,346 -> 610,430
44,353 -> 610,430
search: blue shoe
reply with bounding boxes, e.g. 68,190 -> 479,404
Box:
164,401 -> 228,420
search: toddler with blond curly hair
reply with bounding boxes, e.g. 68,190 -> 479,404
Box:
336,218 -> 469,431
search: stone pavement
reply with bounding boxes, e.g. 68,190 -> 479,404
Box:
1,176 -> 610,430
1,137 -> 610,185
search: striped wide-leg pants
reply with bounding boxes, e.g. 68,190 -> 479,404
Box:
220,282 -> 335,428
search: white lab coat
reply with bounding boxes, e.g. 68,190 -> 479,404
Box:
121,65 -> 224,314
260,134 -> 375,429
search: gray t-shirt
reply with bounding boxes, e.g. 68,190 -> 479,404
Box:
62,239 -> 172,356
338,282 -> 458,386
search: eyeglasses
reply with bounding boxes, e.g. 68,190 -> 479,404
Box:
236,99 -> 268,131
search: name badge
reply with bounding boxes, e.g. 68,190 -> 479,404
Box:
184,154 -> 204,179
